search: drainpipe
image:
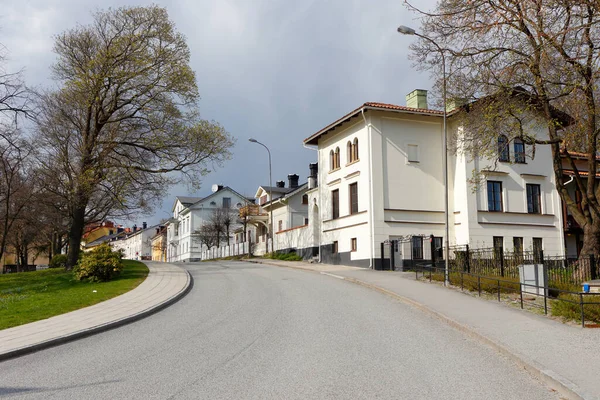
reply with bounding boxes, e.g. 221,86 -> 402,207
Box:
361,108 -> 375,269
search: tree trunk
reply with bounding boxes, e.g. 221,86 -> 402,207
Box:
575,223 -> 600,281
66,205 -> 86,269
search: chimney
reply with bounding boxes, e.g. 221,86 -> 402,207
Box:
142,222 -> 147,230
406,89 -> 428,109
156,227 -> 160,235
276,181 -> 285,188
308,163 -> 318,189
133,224 -> 137,232
288,174 -> 299,189
217,184 -> 224,191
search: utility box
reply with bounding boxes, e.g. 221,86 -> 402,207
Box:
519,264 -> 547,296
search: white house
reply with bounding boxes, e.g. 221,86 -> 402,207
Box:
300,89 -> 566,268
109,222 -> 157,260
166,185 -> 252,262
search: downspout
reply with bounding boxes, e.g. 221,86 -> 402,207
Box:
361,108 -> 375,269
303,142 -> 322,262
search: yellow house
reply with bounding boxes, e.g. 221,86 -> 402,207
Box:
82,221 -> 118,249
151,226 -> 167,262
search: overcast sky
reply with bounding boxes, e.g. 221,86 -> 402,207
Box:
1,0 -> 437,226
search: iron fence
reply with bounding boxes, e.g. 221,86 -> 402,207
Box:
414,263 -> 600,328
444,245 -> 599,287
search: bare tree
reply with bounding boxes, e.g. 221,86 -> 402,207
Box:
36,6 -> 235,268
407,0 -> 600,256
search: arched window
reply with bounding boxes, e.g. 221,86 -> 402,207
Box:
302,194 -> 308,205
334,147 -> 340,169
498,135 -> 509,162
353,138 -> 359,161
329,150 -> 334,171
347,141 -> 352,164
514,138 -> 525,163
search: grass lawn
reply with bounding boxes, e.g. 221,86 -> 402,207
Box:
0,260 -> 149,330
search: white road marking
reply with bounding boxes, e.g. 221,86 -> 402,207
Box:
320,272 -> 345,280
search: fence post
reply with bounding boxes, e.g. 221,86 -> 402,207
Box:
497,279 -> 501,302
390,242 -> 395,271
580,293 -> 585,328
520,286 -> 524,309
380,242 -> 384,271
478,276 -> 481,297
465,244 -> 471,273
430,234 -> 436,269
461,272 -> 464,291
500,247 -> 505,277
591,254 -> 597,281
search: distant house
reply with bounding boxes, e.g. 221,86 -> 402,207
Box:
166,185 -> 252,262
151,226 -> 167,262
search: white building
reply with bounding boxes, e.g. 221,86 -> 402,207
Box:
109,223 -> 157,260
166,185 -> 252,262
298,90 -> 566,268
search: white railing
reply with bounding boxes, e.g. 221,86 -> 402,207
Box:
201,241 -> 252,260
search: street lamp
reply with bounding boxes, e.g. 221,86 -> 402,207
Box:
249,138 -> 274,254
398,25 -> 450,287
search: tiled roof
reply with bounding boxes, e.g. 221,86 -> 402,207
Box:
304,102 -> 443,145
563,169 -> 600,178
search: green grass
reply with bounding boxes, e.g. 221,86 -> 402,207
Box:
265,252 -> 303,261
0,260 -> 148,330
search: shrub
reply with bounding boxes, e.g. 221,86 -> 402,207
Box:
73,244 -> 124,282
551,294 -> 600,324
49,254 -> 68,269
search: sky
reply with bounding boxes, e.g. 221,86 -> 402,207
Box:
0,0 -> 437,226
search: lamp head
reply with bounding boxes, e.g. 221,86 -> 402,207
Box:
397,25 -> 416,35
248,138 -> 258,143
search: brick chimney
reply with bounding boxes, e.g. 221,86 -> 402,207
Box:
288,174 -> 299,189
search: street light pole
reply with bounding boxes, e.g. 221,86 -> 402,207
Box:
398,25 -> 450,287
249,138 -> 273,254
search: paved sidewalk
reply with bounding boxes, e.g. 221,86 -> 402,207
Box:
0,261 -> 191,361
250,259 -> 599,400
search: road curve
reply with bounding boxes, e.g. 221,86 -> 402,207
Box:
0,261 -> 558,400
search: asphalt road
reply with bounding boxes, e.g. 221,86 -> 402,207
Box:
0,261 -> 558,399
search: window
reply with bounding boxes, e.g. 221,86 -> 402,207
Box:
407,144 -> 419,162
260,195 -> 267,205
222,197 -> 231,208
514,138 -> 525,163
353,138 -> 359,161
335,147 -> 340,169
332,189 -> 339,219
498,135 -> 509,162
332,241 -> 338,254
347,141 -> 353,164
513,237 -> 523,254
349,183 -> 358,214
533,237 -> 543,262
329,150 -> 335,171
526,184 -> 541,214
412,236 -> 423,259
278,220 -> 283,232
351,238 -> 357,252
433,237 -> 443,259
304,217 -> 309,225
302,194 -> 308,205
493,236 -> 504,259
487,181 -> 503,212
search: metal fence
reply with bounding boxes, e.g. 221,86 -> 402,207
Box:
442,245 -> 599,287
414,263 -> 600,327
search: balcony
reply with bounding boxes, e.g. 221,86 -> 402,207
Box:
239,205 -> 267,218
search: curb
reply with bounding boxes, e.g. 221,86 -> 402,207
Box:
0,268 -> 193,362
248,259 -> 591,400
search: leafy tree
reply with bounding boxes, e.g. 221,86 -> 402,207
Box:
36,6 -> 234,268
406,0 -> 600,256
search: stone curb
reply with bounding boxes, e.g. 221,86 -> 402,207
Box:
0,267 -> 193,362
247,259 -> 591,400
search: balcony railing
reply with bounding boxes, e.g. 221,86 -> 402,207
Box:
239,205 -> 266,218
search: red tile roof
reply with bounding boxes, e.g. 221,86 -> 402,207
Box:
304,102 -> 444,145
563,169 -> 600,178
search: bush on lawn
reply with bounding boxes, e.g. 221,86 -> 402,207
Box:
551,294 -> 600,324
49,254 -> 68,269
73,244 -> 124,282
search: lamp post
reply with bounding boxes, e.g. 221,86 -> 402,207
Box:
398,25 -> 450,287
249,138 -> 274,254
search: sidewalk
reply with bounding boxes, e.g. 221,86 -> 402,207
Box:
250,259 -> 599,400
0,262 -> 191,361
